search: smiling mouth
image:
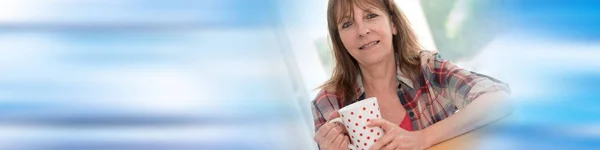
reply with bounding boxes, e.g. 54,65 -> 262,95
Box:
359,40 -> 380,50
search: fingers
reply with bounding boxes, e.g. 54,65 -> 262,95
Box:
319,131 -> 348,150
315,123 -> 346,150
382,136 -> 401,150
327,111 -> 341,120
323,127 -> 341,144
315,123 -> 341,146
327,111 -> 348,134
331,134 -> 345,148
371,135 -> 405,150
369,132 -> 395,150
339,136 -> 350,149
367,118 -> 395,132
327,122 -> 348,137
328,119 -> 349,135
314,122 -> 335,142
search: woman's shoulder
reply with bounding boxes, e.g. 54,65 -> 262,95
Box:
310,86 -> 344,129
417,50 -> 447,69
312,86 -> 340,102
311,86 -> 343,107
418,50 -> 441,62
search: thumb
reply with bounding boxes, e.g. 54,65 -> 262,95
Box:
326,111 -> 348,134
327,111 -> 341,121
366,118 -> 395,132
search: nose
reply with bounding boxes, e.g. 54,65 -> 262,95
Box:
356,20 -> 370,36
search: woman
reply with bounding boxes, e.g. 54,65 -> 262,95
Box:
311,0 -> 512,150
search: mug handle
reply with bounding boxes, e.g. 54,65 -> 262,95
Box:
327,118 -> 357,150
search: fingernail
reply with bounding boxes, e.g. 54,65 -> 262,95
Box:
367,121 -> 371,125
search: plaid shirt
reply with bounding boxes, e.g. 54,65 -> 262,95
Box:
311,50 -> 510,132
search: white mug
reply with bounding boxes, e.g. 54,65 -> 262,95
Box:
328,97 -> 384,150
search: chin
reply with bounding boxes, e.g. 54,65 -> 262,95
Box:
357,53 -> 388,66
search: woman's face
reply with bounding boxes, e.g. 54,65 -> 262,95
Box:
337,4 -> 397,66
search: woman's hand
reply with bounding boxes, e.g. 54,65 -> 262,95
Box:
367,118 -> 427,150
314,112 -> 351,150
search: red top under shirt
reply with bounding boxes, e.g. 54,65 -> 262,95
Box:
400,113 -> 413,131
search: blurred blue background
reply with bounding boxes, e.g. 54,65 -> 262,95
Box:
0,0 -> 599,150
0,0 -> 316,150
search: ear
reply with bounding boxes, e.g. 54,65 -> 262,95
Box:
391,22 -> 398,35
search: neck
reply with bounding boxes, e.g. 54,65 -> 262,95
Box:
359,55 -> 397,94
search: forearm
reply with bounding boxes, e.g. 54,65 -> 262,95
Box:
421,91 -> 513,148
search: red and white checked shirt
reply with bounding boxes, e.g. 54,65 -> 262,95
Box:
311,50 -> 510,131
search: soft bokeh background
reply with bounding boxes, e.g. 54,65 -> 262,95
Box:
0,0 -> 599,150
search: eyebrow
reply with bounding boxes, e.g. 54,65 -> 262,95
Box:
362,7 -> 378,14
337,16 -> 351,24
335,4 -> 382,24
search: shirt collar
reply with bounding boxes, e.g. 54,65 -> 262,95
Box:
354,62 -> 415,100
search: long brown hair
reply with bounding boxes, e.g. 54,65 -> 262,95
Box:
319,0 -> 422,103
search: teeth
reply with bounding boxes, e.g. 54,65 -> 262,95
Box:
360,41 -> 378,50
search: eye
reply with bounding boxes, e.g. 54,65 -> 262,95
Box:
366,13 -> 378,19
341,21 -> 353,29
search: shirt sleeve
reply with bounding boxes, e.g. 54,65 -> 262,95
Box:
422,51 -> 511,109
311,90 -> 342,132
